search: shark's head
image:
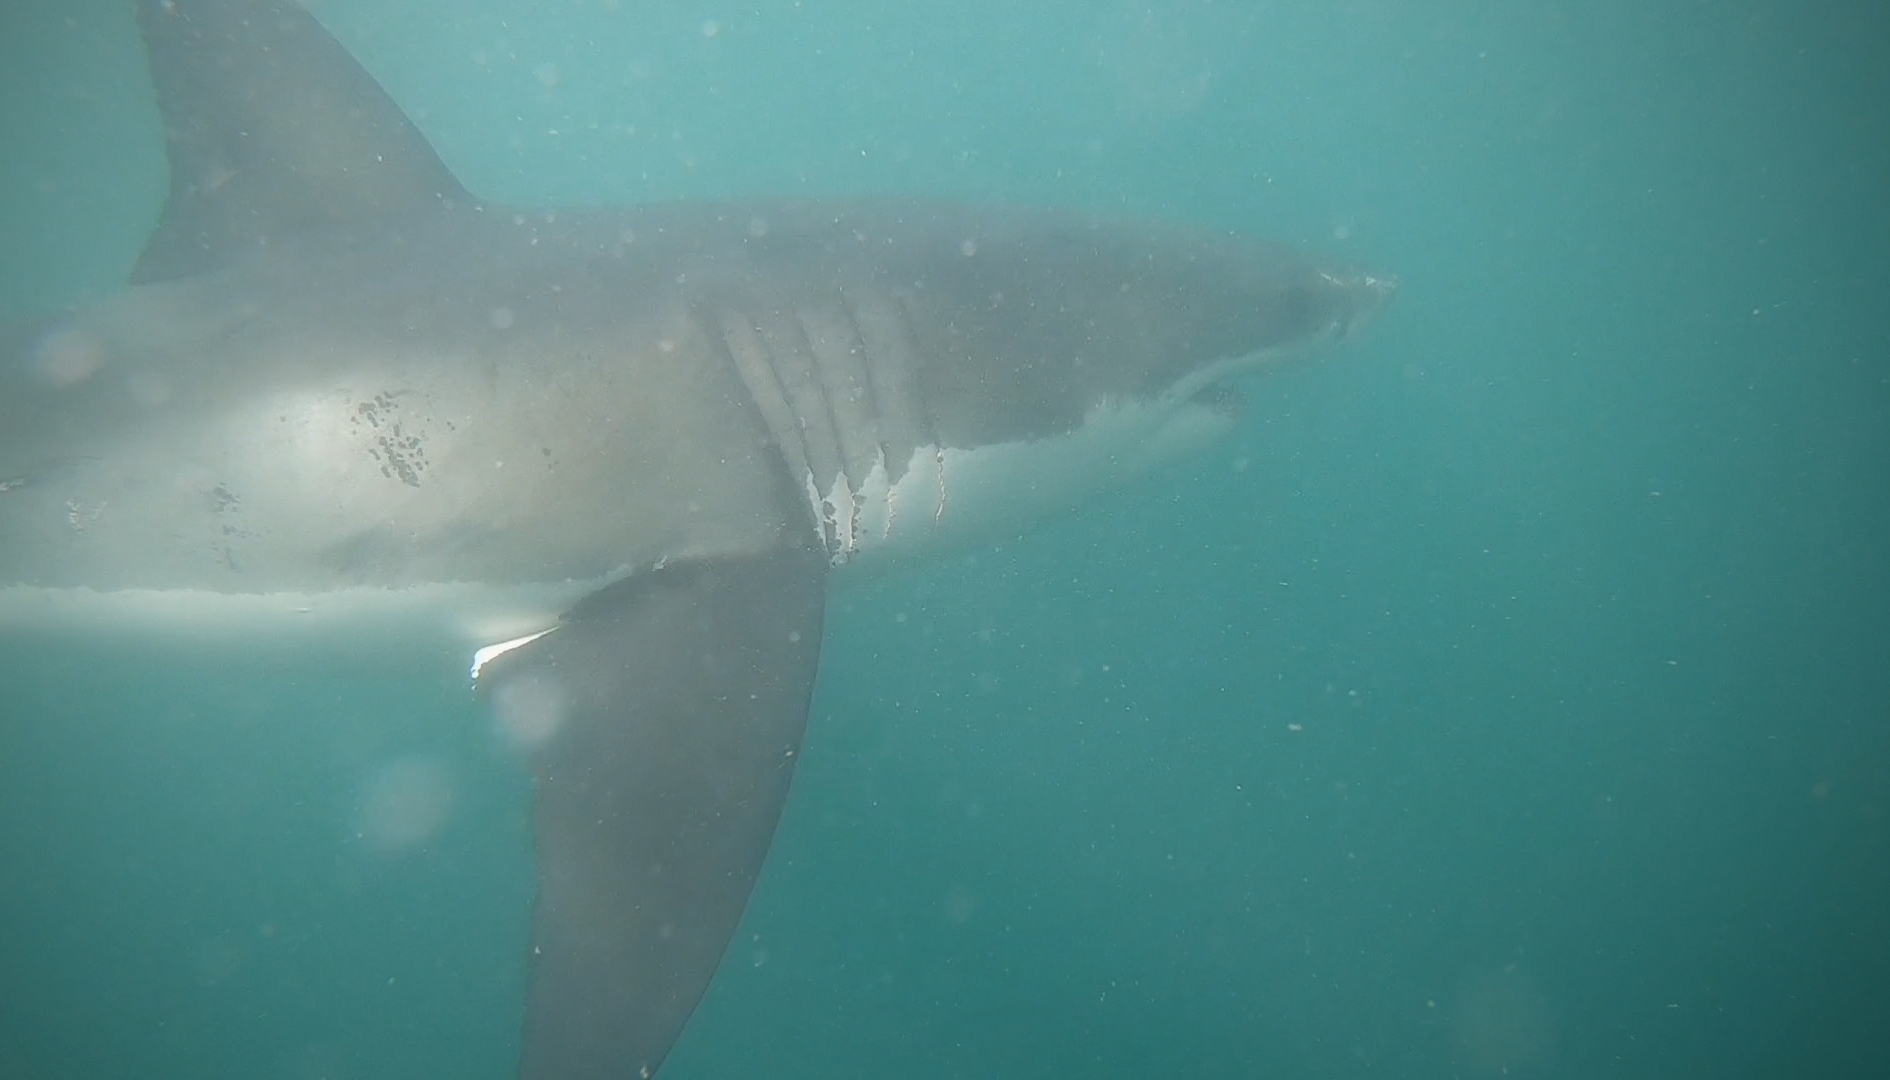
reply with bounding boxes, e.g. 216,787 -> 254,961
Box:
882,212 -> 1396,442
727,204 -> 1397,562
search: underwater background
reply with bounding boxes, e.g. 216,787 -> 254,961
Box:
1,1 -> 1884,1078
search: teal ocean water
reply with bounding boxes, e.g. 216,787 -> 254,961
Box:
2,1 -> 1885,1078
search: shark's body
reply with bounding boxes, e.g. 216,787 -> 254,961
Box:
0,2 -> 1393,1077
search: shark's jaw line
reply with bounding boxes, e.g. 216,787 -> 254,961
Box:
808,349 -> 1283,566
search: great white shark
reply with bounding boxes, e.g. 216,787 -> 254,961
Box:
0,0 -> 1394,1076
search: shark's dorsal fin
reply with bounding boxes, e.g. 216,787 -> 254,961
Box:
132,0 -> 472,284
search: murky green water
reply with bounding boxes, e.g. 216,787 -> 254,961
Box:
2,2 -> 1884,1077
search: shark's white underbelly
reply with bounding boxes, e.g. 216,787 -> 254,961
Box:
0,388 -> 1242,676
0,577 -> 606,676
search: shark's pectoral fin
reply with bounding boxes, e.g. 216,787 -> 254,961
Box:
482,546 -> 828,1080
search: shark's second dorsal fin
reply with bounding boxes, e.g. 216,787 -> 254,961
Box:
131,0 -> 472,284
